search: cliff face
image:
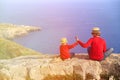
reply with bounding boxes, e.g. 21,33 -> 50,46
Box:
0,23 -> 42,59
0,54 -> 119,80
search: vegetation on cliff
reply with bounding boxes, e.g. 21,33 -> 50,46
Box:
0,38 -> 41,59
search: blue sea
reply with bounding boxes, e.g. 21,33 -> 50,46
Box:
0,0 -> 120,54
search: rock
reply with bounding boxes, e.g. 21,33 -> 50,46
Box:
0,54 -> 103,80
0,23 -> 41,39
100,54 -> 120,79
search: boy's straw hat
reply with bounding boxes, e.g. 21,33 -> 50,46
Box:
92,27 -> 101,34
61,38 -> 68,43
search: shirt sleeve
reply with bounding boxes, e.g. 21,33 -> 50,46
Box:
68,42 -> 78,49
77,38 -> 93,48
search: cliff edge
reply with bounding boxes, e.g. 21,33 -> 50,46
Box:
0,53 -> 119,80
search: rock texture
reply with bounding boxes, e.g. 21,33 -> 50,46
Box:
100,54 -> 120,79
0,54 -> 119,80
0,23 -> 41,39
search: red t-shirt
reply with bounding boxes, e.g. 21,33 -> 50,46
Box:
78,36 -> 106,60
60,42 -> 78,60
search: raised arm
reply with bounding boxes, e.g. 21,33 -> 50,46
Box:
75,36 -> 92,48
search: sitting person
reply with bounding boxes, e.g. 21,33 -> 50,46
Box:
59,37 -> 78,60
76,27 -> 114,61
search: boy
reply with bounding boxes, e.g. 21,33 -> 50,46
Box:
60,37 -> 78,60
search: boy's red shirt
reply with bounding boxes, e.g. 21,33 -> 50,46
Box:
60,42 -> 78,60
78,36 -> 107,60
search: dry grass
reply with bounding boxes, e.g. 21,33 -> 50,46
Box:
0,38 -> 41,59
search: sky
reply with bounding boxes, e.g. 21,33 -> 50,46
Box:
0,0 -> 120,53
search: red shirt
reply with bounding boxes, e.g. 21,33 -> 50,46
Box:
60,42 -> 78,60
78,36 -> 106,60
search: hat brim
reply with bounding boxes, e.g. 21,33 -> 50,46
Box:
91,31 -> 101,34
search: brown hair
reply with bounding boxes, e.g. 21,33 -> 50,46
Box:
91,32 -> 100,36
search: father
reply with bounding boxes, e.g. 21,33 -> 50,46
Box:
76,27 -> 113,61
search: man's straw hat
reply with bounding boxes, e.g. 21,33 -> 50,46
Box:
92,27 -> 101,34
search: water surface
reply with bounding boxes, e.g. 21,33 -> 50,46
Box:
0,0 -> 120,54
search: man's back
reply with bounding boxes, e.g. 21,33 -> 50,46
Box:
89,37 -> 107,60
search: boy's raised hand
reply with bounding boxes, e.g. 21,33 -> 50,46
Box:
75,36 -> 79,41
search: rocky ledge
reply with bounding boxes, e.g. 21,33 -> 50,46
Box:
0,53 -> 120,80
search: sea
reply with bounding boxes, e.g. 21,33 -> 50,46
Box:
0,0 -> 120,54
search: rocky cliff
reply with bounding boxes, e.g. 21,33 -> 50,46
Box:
0,54 -> 120,80
0,23 -> 42,59
0,23 -> 41,39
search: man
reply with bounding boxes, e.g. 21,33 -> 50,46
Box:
76,27 -> 113,61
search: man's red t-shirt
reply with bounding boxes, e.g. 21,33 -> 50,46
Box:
60,42 -> 78,60
78,37 -> 106,60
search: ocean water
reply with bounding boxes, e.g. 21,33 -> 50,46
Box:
0,0 -> 120,54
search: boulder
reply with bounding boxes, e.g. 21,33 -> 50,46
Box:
100,54 -> 120,79
0,54 -> 103,80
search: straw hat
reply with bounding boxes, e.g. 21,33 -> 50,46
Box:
91,27 -> 101,34
60,38 -> 68,44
